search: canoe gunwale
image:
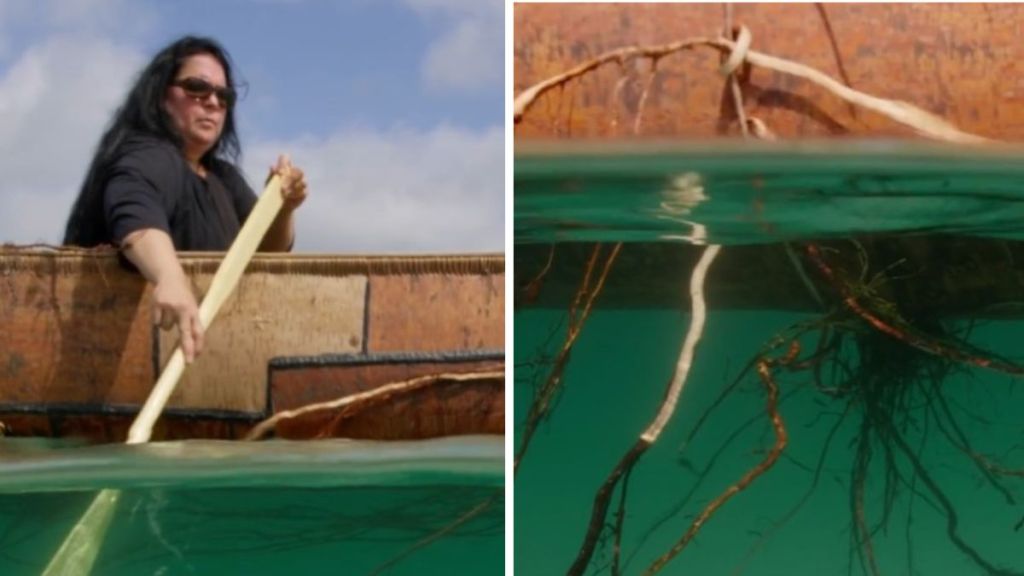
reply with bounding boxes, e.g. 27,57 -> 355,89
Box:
0,246 -> 505,276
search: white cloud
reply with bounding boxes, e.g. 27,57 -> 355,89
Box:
0,36 -> 145,243
402,0 -> 502,94
243,124 -> 503,253
421,16 -> 501,93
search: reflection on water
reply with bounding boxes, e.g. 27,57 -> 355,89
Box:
515,140 -> 1024,245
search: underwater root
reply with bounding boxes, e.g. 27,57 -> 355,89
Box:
805,243 -> 1024,376
606,239 -> 1023,575
516,242 -> 622,474
568,433 -> 649,576
567,245 -> 720,576
800,242 -> 1024,575
797,244 -> 1024,576
518,244 -> 556,311
643,342 -> 791,576
873,403 -> 1023,576
518,251 -> 1024,573
611,466 -> 633,576
368,492 -> 501,576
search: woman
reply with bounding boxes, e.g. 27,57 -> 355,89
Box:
64,36 -> 307,363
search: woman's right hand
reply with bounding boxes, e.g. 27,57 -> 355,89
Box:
120,228 -> 205,363
152,272 -> 204,363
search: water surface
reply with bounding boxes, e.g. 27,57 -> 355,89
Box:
0,437 -> 503,575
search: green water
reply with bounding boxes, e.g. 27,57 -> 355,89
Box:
0,437 -> 503,575
514,142 -> 1024,575
516,140 -> 1024,245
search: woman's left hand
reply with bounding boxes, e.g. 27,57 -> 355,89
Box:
270,154 -> 308,211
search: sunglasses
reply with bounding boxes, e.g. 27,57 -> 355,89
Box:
172,77 -> 237,109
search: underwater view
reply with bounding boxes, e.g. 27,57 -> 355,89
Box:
514,142 -> 1024,575
0,437 -> 503,575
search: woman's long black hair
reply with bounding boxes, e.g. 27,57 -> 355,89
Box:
63,36 -> 242,246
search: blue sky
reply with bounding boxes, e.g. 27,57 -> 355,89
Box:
0,0 -> 503,252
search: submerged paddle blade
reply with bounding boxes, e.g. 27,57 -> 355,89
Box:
42,489 -> 120,576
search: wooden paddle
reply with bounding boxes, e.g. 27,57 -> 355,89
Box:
43,174 -> 287,575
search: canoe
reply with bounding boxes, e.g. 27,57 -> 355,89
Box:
0,247 -> 504,443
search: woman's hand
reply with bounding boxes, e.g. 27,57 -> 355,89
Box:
259,154 -> 306,252
152,272 -> 204,363
270,154 -> 307,211
121,228 -> 205,362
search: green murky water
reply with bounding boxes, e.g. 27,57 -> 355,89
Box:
515,140 -> 1024,245
514,141 -> 1024,575
0,437 -> 503,575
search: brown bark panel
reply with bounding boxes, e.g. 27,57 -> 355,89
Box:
158,272 -> 367,413
0,256 -> 153,406
515,4 -> 1024,140
367,274 -> 505,352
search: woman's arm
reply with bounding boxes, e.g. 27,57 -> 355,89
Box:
259,207 -> 296,252
121,228 -> 204,362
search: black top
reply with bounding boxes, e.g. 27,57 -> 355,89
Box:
100,133 -> 257,251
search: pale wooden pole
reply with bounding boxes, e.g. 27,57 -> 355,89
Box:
44,174 -> 286,576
